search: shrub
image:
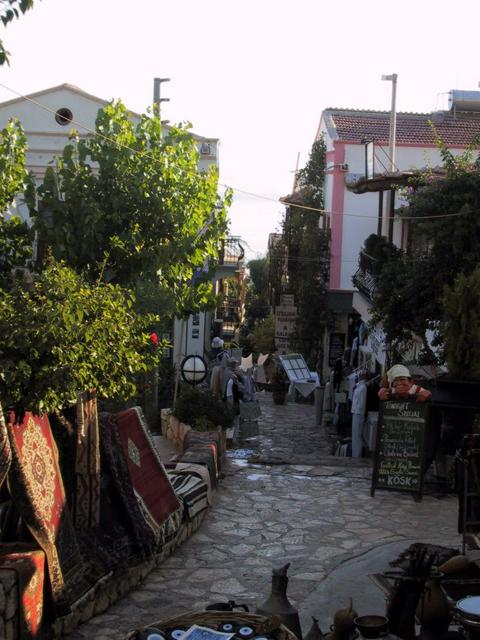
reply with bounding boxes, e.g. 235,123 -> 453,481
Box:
173,384 -> 234,430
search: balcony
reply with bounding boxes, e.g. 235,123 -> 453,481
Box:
352,250 -> 378,301
215,236 -> 245,280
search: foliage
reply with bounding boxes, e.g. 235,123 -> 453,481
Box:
0,118 -> 33,288
27,101 -> 232,317
282,135 -> 331,367
173,384 -> 234,429
0,0 -> 35,65
0,262 -> 162,414
296,138 -> 326,208
369,142 -> 480,365
441,267 -> 480,379
363,233 -> 402,273
239,257 -> 270,352
267,234 -> 286,307
250,313 -> 276,354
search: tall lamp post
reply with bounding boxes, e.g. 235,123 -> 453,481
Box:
153,77 -> 171,117
381,73 -> 398,238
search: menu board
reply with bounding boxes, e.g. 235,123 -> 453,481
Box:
371,400 -> 428,499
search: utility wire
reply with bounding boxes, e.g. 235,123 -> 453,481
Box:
0,82 -> 471,223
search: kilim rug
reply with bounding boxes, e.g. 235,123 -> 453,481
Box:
183,430 -> 222,472
0,404 -> 12,490
6,412 -> 103,616
76,452 -> 144,573
73,390 -> 100,529
168,472 -> 209,521
115,407 -> 182,543
173,462 -> 213,504
0,543 -> 46,639
178,445 -> 218,488
101,412 -> 180,556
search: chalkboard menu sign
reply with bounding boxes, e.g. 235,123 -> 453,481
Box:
371,400 -> 428,500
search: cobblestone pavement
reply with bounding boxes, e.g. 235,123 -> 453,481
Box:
68,394 -> 459,639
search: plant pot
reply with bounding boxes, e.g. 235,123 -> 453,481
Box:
272,392 -> 286,405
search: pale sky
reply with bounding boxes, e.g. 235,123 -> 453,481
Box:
1,0 -> 480,258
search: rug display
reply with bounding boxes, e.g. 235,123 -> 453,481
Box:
183,430 -> 223,471
73,390 -> 100,529
0,405 -> 11,490
0,544 -> 46,639
100,412 -> 181,555
6,411 -> 101,615
115,407 -> 182,540
173,462 -> 213,504
178,445 -> 218,488
76,452 -> 143,573
168,472 -> 209,521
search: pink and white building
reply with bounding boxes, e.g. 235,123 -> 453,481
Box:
317,92 -> 480,371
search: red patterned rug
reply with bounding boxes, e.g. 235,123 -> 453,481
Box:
115,407 -> 182,539
0,544 -> 46,638
6,412 -> 104,616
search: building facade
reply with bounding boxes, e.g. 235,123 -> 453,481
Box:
317,92 -> 480,372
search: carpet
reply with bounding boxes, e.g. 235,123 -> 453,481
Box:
0,404 -> 12,490
73,390 -> 100,529
168,472 -> 209,521
172,462 -> 213,504
115,407 -> 182,538
0,543 -> 46,638
183,430 -> 223,471
178,445 -> 218,488
6,411 -> 102,615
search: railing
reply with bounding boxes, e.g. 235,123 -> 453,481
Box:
219,237 -> 245,265
353,251 -> 378,300
358,250 -> 379,274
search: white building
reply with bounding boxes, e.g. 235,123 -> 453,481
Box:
316,91 -> 480,372
0,82 -> 224,365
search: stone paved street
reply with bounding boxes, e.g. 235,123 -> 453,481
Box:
68,394 -> 460,639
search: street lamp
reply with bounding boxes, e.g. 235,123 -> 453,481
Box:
381,73 -> 398,240
180,355 -> 207,387
153,77 -> 171,116
381,73 -> 398,172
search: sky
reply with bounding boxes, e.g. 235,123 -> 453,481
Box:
1,0 -> 480,259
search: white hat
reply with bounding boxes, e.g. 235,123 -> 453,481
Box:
387,364 -> 411,384
211,337 -> 224,348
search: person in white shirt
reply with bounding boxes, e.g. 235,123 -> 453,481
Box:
351,372 -> 368,457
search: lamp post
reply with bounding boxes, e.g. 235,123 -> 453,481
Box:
381,73 -> 398,172
153,77 -> 171,117
381,73 -> 398,239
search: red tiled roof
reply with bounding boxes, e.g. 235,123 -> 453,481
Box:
326,109 -> 480,146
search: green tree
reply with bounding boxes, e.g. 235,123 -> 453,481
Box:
282,135 -> 331,367
0,262 -> 160,414
370,141 -> 480,363
0,118 -> 33,288
441,267 -> 480,379
27,101 -> 231,317
0,0 -> 35,65
250,313 -> 275,354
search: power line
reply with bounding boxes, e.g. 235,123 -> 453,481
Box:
0,82 -> 472,224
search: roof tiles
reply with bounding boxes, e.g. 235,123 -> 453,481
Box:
326,109 -> 480,146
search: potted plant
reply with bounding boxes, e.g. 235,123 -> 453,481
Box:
271,364 -> 289,405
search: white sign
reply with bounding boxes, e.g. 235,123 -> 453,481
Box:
275,305 -> 297,353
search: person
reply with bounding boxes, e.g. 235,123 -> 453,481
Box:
378,364 -> 432,402
224,358 -> 242,406
351,372 -> 367,457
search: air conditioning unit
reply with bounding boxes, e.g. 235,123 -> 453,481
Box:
200,143 -> 211,155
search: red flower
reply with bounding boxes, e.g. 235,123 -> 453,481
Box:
150,332 -> 159,349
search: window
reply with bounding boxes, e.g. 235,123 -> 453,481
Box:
55,108 -> 73,126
